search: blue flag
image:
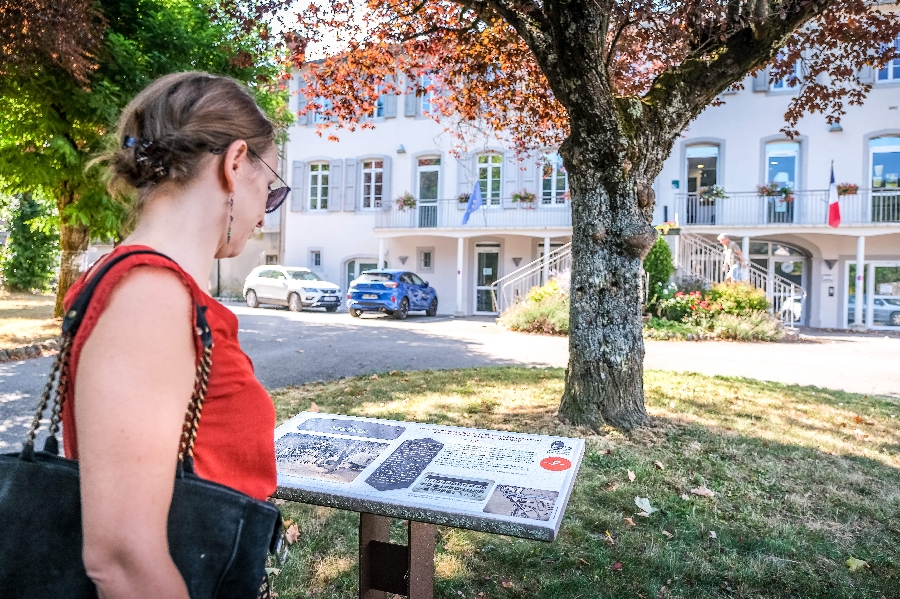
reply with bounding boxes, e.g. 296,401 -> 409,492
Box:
462,182 -> 483,225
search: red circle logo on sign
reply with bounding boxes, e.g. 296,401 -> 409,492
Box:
540,457 -> 572,471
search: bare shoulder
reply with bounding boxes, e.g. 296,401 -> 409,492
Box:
104,265 -> 194,320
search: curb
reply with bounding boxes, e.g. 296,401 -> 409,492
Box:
0,339 -> 60,363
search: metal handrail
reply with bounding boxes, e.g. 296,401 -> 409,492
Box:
490,243 -> 572,312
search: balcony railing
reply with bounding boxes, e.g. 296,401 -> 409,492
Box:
374,198 -> 572,230
673,189 -> 900,227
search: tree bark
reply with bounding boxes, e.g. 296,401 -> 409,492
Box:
556,129 -> 660,431
55,193 -> 90,318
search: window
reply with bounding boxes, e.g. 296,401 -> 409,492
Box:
313,97 -> 333,124
877,35 -> 900,82
400,273 -> 415,284
770,55 -> 801,90
765,142 -> 800,189
287,269 -> 321,281
870,136 -> 900,188
410,273 -> 426,286
417,247 -> 435,273
541,153 -> 569,204
477,154 -> 503,205
309,250 -> 321,269
308,163 -> 329,210
417,157 -> 440,201
265,254 -> 279,265
357,272 -> 394,283
685,145 -> 719,193
419,75 -> 434,116
361,159 -> 384,208
371,85 -> 385,119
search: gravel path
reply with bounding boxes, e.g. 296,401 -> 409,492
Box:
2,306 -> 897,449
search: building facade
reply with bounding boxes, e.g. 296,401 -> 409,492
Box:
277,46 -> 900,329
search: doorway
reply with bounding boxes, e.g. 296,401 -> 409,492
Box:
475,244 -> 500,313
346,259 -> 379,291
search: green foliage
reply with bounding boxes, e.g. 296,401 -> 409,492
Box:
707,282 -> 769,315
525,278 -> 561,303
0,194 -> 59,291
642,317 -> 706,340
0,0 -> 292,241
643,237 -> 674,300
499,293 -> 569,335
712,311 -> 784,342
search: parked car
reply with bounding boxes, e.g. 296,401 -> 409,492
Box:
347,270 -> 438,319
243,266 -> 341,312
848,295 -> 900,326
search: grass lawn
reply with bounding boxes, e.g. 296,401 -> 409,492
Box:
268,368 -> 900,599
0,290 -> 59,349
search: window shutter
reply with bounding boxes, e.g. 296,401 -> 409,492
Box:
295,76 -> 308,118
858,65 -> 875,84
384,94 -> 398,118
404,91 -> 417,117
521,152 -> 538,195
457,154 -> 474,199
381,155 -> 393,210
503,152 -> 519,204
291,161 -> 307,212
752,69 -> 769,92
344,158 -> 358,211
328,160 -> 343,212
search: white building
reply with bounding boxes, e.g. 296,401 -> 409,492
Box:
268,46 -> 900,330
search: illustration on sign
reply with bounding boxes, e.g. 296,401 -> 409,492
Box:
411,473 -> 494,501
298,417 -> 406,441
365,438 -> 445,491
483,485 -> 558,521
276,433 -> 389,483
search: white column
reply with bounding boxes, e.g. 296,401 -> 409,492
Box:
378,238 -> 386,269
853,235 -> 865,330
455,237 -> 464,317
741,236 -> 750,283
543,236 -> 551,283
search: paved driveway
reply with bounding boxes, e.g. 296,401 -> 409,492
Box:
2,306 -> 898,448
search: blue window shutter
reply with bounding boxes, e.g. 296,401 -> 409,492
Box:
521,152 -> 537,194
503,152 -> 518,204
344,158 -> 358,211
328,160 -> 343,212
384,94 -> 398,118
752,69 -> 769,92
291,160 -> 307,212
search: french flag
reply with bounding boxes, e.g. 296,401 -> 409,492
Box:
828,164 -> 841,228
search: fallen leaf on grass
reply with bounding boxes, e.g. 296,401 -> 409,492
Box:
284,524 -> 300,545
624,517 -> 636,526
662,530 -> 674,539
605,531 -> 615,545
709,531 -> 717,539
654,461 -> 665,470
501,579 -> 515,589
635,497 -> 658,514
265,567 -> 281,576
846,557 -> 870,572
690,486 -> 716,498
680,494 -> 690,501
578,558 -> 590,566
612,562 -> 623,571
628,470 -> 636,482
636,511 -> 652,518
389,370 -> 398,375
308,402 -> 320,413
853,429 -> 869,440
403,378 -> 410,382
343,387 -> 352,393
370,374 -> 379,380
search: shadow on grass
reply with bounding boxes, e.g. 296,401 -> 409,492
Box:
270,367 -> 900,599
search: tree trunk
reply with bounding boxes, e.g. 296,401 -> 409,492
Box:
557,133 -> 658,431
55,212 -> 90,318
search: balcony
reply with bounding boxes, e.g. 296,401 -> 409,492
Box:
374,198 -> 572,230
673,189 -> 900,227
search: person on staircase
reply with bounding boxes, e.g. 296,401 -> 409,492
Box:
717,234 -> 747,283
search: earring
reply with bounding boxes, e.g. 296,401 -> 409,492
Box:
226,194 -> 234,243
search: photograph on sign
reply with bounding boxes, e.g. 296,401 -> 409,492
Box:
273,412 -> 585,540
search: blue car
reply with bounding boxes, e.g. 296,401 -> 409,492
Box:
347,270 -> 438,319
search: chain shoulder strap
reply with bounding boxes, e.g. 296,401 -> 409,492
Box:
21,250 -> 214,463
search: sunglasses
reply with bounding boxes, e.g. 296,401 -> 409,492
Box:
248,148 -> 291,213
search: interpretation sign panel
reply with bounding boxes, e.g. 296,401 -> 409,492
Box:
273,413 -> 585,541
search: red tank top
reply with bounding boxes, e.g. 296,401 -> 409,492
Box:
61,245 -> 276,500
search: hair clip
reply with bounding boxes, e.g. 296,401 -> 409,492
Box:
122,136 -> 138,149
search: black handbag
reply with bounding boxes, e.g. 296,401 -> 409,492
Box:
0,249 -> 284,599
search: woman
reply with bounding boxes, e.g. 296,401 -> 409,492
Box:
62,72 -> 288,598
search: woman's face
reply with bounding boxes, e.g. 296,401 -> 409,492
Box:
220,143 -> 278,257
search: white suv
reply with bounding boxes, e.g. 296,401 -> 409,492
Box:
243,266 -> 342,312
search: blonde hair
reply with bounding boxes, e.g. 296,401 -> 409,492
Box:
101,71 -> 275,213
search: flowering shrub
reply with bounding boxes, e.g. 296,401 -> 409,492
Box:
837,183 -> 859,196
511,189 -> 537,204
660,290 -> 722,322
756,182 -> 794,203
395,192 -> 416,210
707,282 -> 769,315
